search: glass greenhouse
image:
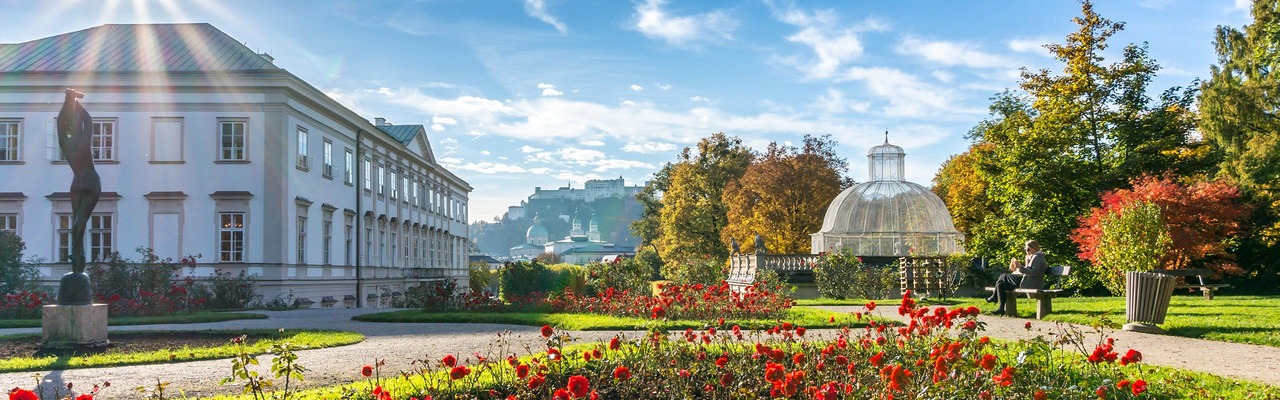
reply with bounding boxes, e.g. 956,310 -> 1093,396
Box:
810,136 -> 964,257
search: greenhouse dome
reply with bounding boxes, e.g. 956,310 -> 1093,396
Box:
810,135 -> 964,257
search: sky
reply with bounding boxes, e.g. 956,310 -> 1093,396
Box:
0,0 -> 1256,223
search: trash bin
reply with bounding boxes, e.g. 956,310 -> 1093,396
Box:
1123,271 -> 1176,334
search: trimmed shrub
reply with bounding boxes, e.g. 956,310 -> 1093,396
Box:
500,261 -> 552,300
814,248 -> 898,300
584,257 -> 651,296
663,256 -> 727,285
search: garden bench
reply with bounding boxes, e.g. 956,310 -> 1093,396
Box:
984,265 -> 1071,319
1157,269 -> 1229,300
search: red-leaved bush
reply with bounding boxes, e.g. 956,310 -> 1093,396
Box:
1073,175 -> 1251,275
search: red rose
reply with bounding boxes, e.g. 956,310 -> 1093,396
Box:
567,375 -> 591,398
977,353 -> 997,371
541,325 -> 554,338
528,374 -> 546,389
441,354 -> 457,367
361,365 -> 374,377
449,366 -> 470,380
1025,321 -> 1032,330
1132,380 -> 1147,395
613,366 -> 631,381
720,371 -> 734,386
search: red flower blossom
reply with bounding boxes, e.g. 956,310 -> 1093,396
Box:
866,301 -> 877,311
361,365 -> 374,377
870,351 -> 885,367
651,305 -> 666,319
75,395 -> 93,400
1025,321 -> 1032,330
792,352 -> 806,365
796,327 -> 806,336
541,325 -> 554,338
720,371 -> 734,386
516,364 -> 529,379
613,366 -> 631,381
1120,349 -> 1143,366
528,374 -> 546,389
547,347 -> 561,361
567,375 -> 591,398
552,388 -> 571,400
1034,390 -> 1047,400
609,336 -> 621,350
764,362 -> 786,382
993,366 -> 1015,386
448,365 -> 470,380
1132,380 -> 1147,395
977,353 -> 997,371
716,356 -> 729,368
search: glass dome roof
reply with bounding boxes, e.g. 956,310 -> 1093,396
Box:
811,135 -> 964,257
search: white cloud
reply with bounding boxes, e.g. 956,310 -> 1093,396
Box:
452,161 -> 529,174
480,150 -> 491,155
632,0 -> 738,47
433,116 -> 458,125
657,83 -> 672,90
931,70 -> 954,83
431,124 -> 445,131
377,87 -> 395,96
441,138 -> 460,146
689,96 -> 709,102
622,141 -> 677,154
591,159 -> 655,172
1233,0 -> 1250,10
537,83 -> 564,97
1008,38 -> 1053,58
524,0 -> 567,33
580,139 -> 605,147
620,100 -> 636,106
630,84 -> 644,91
769,4 -> 886,80
814,88 -> 869,114
520,145 -> 543,153
836,67 -> 975,118
897,37 -> 1014,69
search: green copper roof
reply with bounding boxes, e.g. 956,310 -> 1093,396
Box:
0,23 -> 280,72
376,125 -> 422,145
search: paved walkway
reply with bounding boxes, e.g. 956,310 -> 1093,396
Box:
1,306 -> 1277,398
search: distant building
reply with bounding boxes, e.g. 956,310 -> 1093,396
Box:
543,215 -> 633,264
505,177 -> 644,220
508,215 -> 548,259
0,24 -> 472,307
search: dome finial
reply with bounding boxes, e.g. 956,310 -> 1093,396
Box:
884,131 -> 889,144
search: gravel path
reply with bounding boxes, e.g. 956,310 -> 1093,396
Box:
2,306 -> 1277,398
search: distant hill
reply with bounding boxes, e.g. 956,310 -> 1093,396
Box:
471,178 -> 644,257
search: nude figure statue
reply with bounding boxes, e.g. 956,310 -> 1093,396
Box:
56,88 -> 100,306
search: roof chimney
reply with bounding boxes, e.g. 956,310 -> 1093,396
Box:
375,117 -> 387,126
259,52 -> 274,64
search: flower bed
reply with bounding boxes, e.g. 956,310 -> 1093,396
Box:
551,281 -> 793,321
242,291 -> 1280,400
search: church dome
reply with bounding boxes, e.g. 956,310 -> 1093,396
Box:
526,216 -> 549,244
811,135 -> 964,257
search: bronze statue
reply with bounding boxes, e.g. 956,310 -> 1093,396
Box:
56,89 -> 100,306
730,237 -> 741,255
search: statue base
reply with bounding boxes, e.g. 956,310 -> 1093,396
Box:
41,304 -> 110,349
1121,322 -> 1167,335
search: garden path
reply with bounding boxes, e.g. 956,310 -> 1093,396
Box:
819,305 -> 1280,388
1,306 -> 1277,399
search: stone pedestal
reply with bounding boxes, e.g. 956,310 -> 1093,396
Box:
42,304 -> 109,349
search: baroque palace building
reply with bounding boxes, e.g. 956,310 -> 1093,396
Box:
0,23 -> 471,307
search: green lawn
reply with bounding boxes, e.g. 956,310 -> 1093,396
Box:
353,306 -> 859,330
0,329 -> 363,373
0,311 -> 268,329
891,294 -> 1280,347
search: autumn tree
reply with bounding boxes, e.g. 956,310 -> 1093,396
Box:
932,142 -> 997,252
1073,176 -> 1251,282
639,134 -> 753,268
722,135 -> 853,254
1199,0 -> 1280,246
942,1 -> 1202,281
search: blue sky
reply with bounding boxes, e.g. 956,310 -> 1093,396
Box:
0,0 -> 1254,222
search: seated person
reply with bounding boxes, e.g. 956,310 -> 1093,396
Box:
987,240 -> 1047,315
